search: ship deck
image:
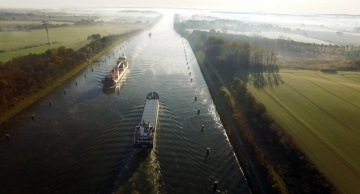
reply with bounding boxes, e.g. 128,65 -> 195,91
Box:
141,99 -> 159,127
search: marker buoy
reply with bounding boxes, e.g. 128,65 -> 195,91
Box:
6,134 -> 10,141
31,115 -> 35,121
191,78 -> 193,82
195,96 -> 197,101
64,90 -> 66,95
197,108 -> 200,115
49,101 -> 52,107
75,82 -> 77,86
84,74 -> 86,78
213,181 -> 218,191
201,125 -> 204,132
207,148 -> 210,156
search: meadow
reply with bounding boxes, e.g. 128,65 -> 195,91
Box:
0,25 -> 134,62
247,69 -> 360,193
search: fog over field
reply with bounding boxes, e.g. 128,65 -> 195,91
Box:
1,1 -> 359,193
2,0 -> 360,15
178,10 -> 360,46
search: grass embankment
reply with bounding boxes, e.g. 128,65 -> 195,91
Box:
179,24 -> 344,193
0,25 -> 134,62
188,34 -> 335,192
0,26 -> 149,125
198,57 -> 286,193
199,59 -> 336,193
248,69 -> 360,193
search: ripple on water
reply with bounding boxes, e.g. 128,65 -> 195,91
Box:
0,11 -> 249,194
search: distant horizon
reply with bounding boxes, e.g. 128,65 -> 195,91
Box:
1,7 -> 360,17
0,0 -> 359,15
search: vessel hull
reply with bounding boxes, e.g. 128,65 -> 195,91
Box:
134,92 -> 159,149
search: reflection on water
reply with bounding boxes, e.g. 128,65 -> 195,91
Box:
102,82 -> 126,95
0,10 -> 250,194
102,87 -> 116,95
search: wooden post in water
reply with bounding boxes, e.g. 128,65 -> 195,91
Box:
213,181 -> 218,191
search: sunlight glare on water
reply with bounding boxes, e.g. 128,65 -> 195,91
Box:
0,9 -> 250,194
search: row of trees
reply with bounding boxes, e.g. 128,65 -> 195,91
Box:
185,30 -> 279,80
178,18 -> 307,38
177,19 -> 360,59
175,18 -> 360,71
0,47 -> 86,112
0,33 -> 126,113
179,25 -> 335,193
338,60 -> 360,71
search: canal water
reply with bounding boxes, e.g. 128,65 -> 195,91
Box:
0,11 -> 250,194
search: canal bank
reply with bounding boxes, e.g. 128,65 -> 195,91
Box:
0,16 -> 162,125
0,11 -> 250,194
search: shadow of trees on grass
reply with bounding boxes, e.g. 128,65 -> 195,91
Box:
248,72 -> 284,90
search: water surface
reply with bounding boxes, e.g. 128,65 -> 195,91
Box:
0,11 -> 250,194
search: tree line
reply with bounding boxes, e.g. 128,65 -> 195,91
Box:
177,18 -> 360,57
177,25 -> 336,193
0,33 -> 129,113
175,18 -> 360,71
185,30 -> 279,81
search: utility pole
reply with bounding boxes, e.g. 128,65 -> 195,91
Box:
44,22 -> 50,49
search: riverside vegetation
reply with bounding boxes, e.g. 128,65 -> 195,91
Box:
0,33 -> 135,120
178,16 -> 360,193
175,16 -> 338,193
0,10 -> 162,123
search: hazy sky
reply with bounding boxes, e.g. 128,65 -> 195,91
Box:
1,0 -> 359,14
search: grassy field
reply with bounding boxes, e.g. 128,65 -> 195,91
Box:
0,27 -> 146,124
0,25 -> 134,62
247,69 -> 360,193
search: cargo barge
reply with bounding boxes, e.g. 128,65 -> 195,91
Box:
102,54 -> 128,88
134,92 -> 159,148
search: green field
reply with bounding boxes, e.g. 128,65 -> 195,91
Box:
247,69 -> 360,193
0,25 -> 133,62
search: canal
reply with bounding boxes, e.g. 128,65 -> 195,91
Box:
0,11 -> 250,194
